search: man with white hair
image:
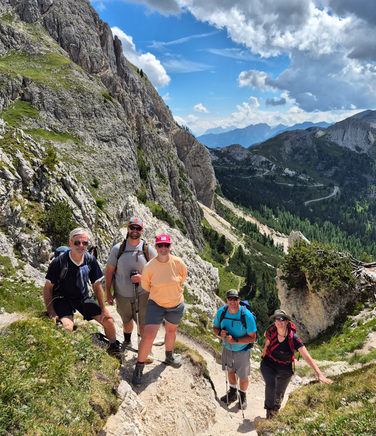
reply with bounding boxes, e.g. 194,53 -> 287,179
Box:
43,228 -> 119,355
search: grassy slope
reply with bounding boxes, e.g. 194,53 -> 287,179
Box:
0,255 -> 119,435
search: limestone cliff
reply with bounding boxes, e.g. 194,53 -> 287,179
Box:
0,0 -> 216,248
276,231 -> 376,342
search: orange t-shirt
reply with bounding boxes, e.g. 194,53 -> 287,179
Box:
141,255 -> 187,308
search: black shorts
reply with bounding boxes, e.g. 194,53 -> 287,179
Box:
53,297 -> 102,321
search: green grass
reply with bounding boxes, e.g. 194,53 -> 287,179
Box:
306,317 -> 376,362
256,363 -> 376,436
1,100 -> 40,126
0,50 -> 85,92
0,319 -> 119,435
179,307 -> 222,354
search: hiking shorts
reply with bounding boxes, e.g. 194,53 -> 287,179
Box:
145,299 -> 185,325
221,344 -> 251,381
53,297 -> 102,321
114,291 -> 149,326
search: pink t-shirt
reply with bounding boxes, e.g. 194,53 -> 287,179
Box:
141,255 -> 187,308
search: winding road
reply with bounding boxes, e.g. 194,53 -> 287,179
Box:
304,185 -> 339,206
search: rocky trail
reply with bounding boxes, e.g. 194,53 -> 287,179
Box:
1,306 -> 375,435
98,307 -> 356,436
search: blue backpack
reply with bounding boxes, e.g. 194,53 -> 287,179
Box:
219,300 -> 257,350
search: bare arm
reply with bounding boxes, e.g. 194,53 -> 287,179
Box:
213,325 -> 256,345
261,339 -> 270,358
43,281 -> 59,320
298,346 -> 333,384
104,264 -> 116,305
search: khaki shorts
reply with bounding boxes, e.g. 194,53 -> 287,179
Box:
115,292 -> 149,326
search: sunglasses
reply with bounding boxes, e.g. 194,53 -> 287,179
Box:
227,297 -> 239,301
275,317 -> 287,322
156,243 -> 171,248
129,226 -> 142,231
73,240 -> 89,246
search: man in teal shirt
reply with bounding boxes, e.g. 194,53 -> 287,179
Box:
213,289 -> 257,410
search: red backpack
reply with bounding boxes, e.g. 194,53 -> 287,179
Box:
265,323 -> 299,372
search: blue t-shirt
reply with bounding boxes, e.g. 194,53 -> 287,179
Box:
213,306 -> 257,352
46,252 -> 104,300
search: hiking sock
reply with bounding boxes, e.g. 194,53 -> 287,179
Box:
109,338 -> 117,344
123,333 -> 132,343
229,384 -> 236,389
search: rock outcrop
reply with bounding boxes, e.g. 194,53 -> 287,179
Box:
275,232 -> 363,342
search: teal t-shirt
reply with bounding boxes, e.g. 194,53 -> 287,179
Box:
213,305 -> 257,352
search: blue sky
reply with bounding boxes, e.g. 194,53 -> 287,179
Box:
91,0 -> 376,136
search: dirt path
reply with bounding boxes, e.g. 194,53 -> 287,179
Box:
205,197 -> 289,253
102,308 -> 300,436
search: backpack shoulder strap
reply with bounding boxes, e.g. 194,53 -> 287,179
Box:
142,240 -> 150,262
219,305 -> 229,325
116,239 -> 127,261
84,252 -> 93,270
240,305 -> 247,329
55,250 -> 70,291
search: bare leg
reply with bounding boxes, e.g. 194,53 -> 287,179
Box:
60,315 -> 74,331
93,314 -> 116,340
164,321 -> 179,352
123,319 -> 134,334
137,324 -> 160,361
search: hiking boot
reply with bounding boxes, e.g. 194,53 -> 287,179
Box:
238,391 -> 247,410
165,351 -> 182,368
107,340 -> 121,358
132,363 -> 145,387
266,409 -> 276,419
220,386 -> 237,404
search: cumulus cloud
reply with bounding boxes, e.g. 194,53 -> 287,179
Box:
112,27 -> 170,88
162,93 -> 171,101
92,0 -> 181,16
193,103 -> 209,113
238,70 -> 269,90
175,0 -> 376,112
266,97 -> 287,107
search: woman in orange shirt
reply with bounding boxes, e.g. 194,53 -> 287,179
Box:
132,234 -> 187,387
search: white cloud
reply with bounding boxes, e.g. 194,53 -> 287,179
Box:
161,58 -> 211,73
92,0 -> 181,16
96,2 -> 106,11
111,26 -> 170,88
238,70 -> 269,90
175,0 -> 376,113
193,103 -> 209,113
162,93 -> 171,101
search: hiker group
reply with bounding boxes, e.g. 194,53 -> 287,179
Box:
43,219 -> 332,420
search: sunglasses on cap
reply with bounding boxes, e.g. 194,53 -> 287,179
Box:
156,243 -> 171,248
275,317 -> 287,322
73,240 -> 89,246
129,226 -> 142,231
227,297 -> 239,301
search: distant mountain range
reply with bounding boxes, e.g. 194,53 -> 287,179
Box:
197,121 -> 332,148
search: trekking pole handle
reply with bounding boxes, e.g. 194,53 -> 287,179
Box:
226,334 -> 238,343
130,270 -> 140,288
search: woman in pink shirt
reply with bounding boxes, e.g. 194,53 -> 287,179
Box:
132,234 -> 187,387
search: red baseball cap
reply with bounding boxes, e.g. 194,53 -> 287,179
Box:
155,234 -> 171,244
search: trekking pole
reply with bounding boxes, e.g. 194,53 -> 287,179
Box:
224,337 -> 229,405
130,270 -> 141,345
229,341 -> 245,419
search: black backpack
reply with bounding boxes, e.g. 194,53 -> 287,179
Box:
219,300 -> 257,350
116,239 -> 150,263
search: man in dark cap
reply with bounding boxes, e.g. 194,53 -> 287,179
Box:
213,289 -> 257,410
